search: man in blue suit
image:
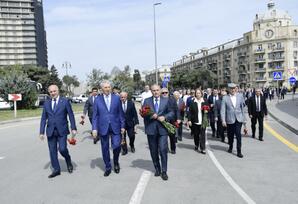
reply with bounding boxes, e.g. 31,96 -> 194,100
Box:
92,80 -> 125,177
120,92 -> 139,155
142,84 -> 175,181
39,85 -> 77,178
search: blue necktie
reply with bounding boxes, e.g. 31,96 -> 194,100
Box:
53,98 -> 57,112
154,97 -> 159,113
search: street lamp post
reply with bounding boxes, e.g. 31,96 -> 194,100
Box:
153,2 -> 161,85
62,61 -> 71,76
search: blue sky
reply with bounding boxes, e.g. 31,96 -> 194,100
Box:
43,0 -> 298,81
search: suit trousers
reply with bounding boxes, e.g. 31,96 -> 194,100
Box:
192,124 -> 206,150
176,122 -> 183,140
147,134 -> 168,173
47,128 -> 71,172
121,126 -> 135,153
168,132 -> 176,151
251,112 -> 264,139
227,121 -> 242,153
100,124 -> 121,171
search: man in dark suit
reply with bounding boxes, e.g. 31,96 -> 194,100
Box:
173,91 -> 185,142
248,88 -> 268,141
214,89 -> 226,142
81,87 -> 99,144
208,89 -> 219,137
120,92 -> 139,155
39,85 -> 77,178
142,84 -> 175,181
92,80 -> 125,177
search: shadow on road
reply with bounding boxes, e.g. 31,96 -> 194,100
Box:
90,158 -> 106,172
130,159 -> 155,172
44,159 -> 78,172
177,143 -> 195,151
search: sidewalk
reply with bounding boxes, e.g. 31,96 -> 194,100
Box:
267,93 -> 298,135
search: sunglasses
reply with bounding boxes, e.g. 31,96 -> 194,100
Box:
162,92 -> 168,94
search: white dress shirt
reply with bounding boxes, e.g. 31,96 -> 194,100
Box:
255,96 -> 261,112
194,98 -> 204,125
104,94 -> 111,110
122,101 -> 127,112
51,96 -> 59,110
230,94 -> 237,108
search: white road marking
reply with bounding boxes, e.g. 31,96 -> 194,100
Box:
207,142 -> 256,204
129,170 -> 151,204
0,156 -> 5,160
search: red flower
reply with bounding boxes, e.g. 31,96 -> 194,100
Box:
139,105 -> 153,117
201,105 -> 210,112
174,121 -> 180,128
67,138 -> 77,145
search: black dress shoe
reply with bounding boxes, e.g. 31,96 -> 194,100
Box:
252,135 -> 255,138
131,147 -> 135,153
259,138 -> 263,141
171,150 -> 176,154
201,150 -> 206,154
114,164 -> 120,174
121,151 -> 127,156
178,137 -> 182,141
154,171 -> 161,177
227,148 -> 232,153
67,163 -> 73,173
104,170 -> 111,177
48,171 -> 60,178
161,172 -> 168,181
237,153 -> 243,158
194,146 -> 198,151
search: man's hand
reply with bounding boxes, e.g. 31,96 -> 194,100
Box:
151,113 -> 158,119
92,130 -> 97,139
158,116 -> 165,122
177,119 -> 181,124
71,130 -> 77,138
39,134 -> 45,141
215,117 -> 218,121
249,115 -> 253,118
222,122 -> 227,127
188,121 -> 192,127
121,128 -> 126,135
134,125 -> 138,134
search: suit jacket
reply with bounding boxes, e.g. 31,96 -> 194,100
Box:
188,99 -> 209,124
207,94 -> 219,122
220,93 -> 247,124
123,100 -> 139,129
40,97 -> 77,137
176,97 -> 185,120
248,95 -> 268,117
92,94 -> 125,136
83,95 -> 98,118
142,96 -> 175,136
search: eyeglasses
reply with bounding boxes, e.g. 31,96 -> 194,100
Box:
162,92 -> 168,94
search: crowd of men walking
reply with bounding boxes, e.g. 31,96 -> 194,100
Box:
39,81 -> 270,181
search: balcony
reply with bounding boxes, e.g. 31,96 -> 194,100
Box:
255,58 -> 266,63
271,47 -> 284,52
269,57 -> 285,62
238,53 -> 246,58
239,78 -> 247,82
254,49 -> 265,54
255,77 -> 266,81
255,68 -> 266,72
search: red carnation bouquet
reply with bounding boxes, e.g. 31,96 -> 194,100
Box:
201,104 -> 210,129
67,138 -> 77,145
140,105 -> 176,135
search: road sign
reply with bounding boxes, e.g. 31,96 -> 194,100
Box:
289,77 -> 297,85
273,72 -> 282,80
8,94 -> 22,101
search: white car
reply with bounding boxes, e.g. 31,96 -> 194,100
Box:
72,94 -> 88,103
0,98 -> 12,109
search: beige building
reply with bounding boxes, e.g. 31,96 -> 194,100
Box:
145,64 -> 171,86
171,1 -> 298,88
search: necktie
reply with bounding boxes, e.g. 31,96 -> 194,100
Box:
257,96 -> 260,112
53,98 -> 57,112
105,96 -> 110,111
123,102 -> 126,113
154,97 -> 159,113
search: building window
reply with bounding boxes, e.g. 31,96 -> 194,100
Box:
294,61 -> 298,67
268,43 -> 272,49
294,41 -> 298,48
276,42 -> 282,48
294,30 -> 298,36
257,44 -> 262,50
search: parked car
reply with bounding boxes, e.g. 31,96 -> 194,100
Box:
38,94 -> 50,106
0,98 -> 12,109
72,94 -> 88,103
132,94 -> 142,102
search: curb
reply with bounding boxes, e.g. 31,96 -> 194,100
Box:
268,111 -> 298,135
0,112 -> 83,126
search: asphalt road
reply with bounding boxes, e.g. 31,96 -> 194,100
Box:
0,111 -> 297,204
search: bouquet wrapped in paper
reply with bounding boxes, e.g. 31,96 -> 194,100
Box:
140,105 -> 176,135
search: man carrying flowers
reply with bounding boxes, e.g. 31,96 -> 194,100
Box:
140,84 -> 175,181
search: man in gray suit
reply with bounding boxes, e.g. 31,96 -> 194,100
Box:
221,83 -> 247,158
81,87 -> 100,144
142,84 -> 175,181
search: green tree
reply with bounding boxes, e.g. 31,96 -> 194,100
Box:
133,69 -> 144,91
113,66 -> 134,96
0,66 -> 38,109
86,68 -> 110,89
62,75 -> 80,96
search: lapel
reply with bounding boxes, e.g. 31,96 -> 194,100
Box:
55,97 -> 63,113
158,97 -> 166,114
227,95 -> 234,109
47,99 -> 53,114
149,97 -> 155,113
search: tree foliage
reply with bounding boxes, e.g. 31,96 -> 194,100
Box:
62,75 -> 80,96
86,68 -> 110,89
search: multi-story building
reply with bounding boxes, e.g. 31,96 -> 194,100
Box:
145,64 -> 171,86
171,1 -> 298,88
0,0 -> 48,68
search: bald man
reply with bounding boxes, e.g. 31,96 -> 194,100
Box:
39,85 -> 77,178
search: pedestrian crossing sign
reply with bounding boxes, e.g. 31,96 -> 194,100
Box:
273,71 -> 282,80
